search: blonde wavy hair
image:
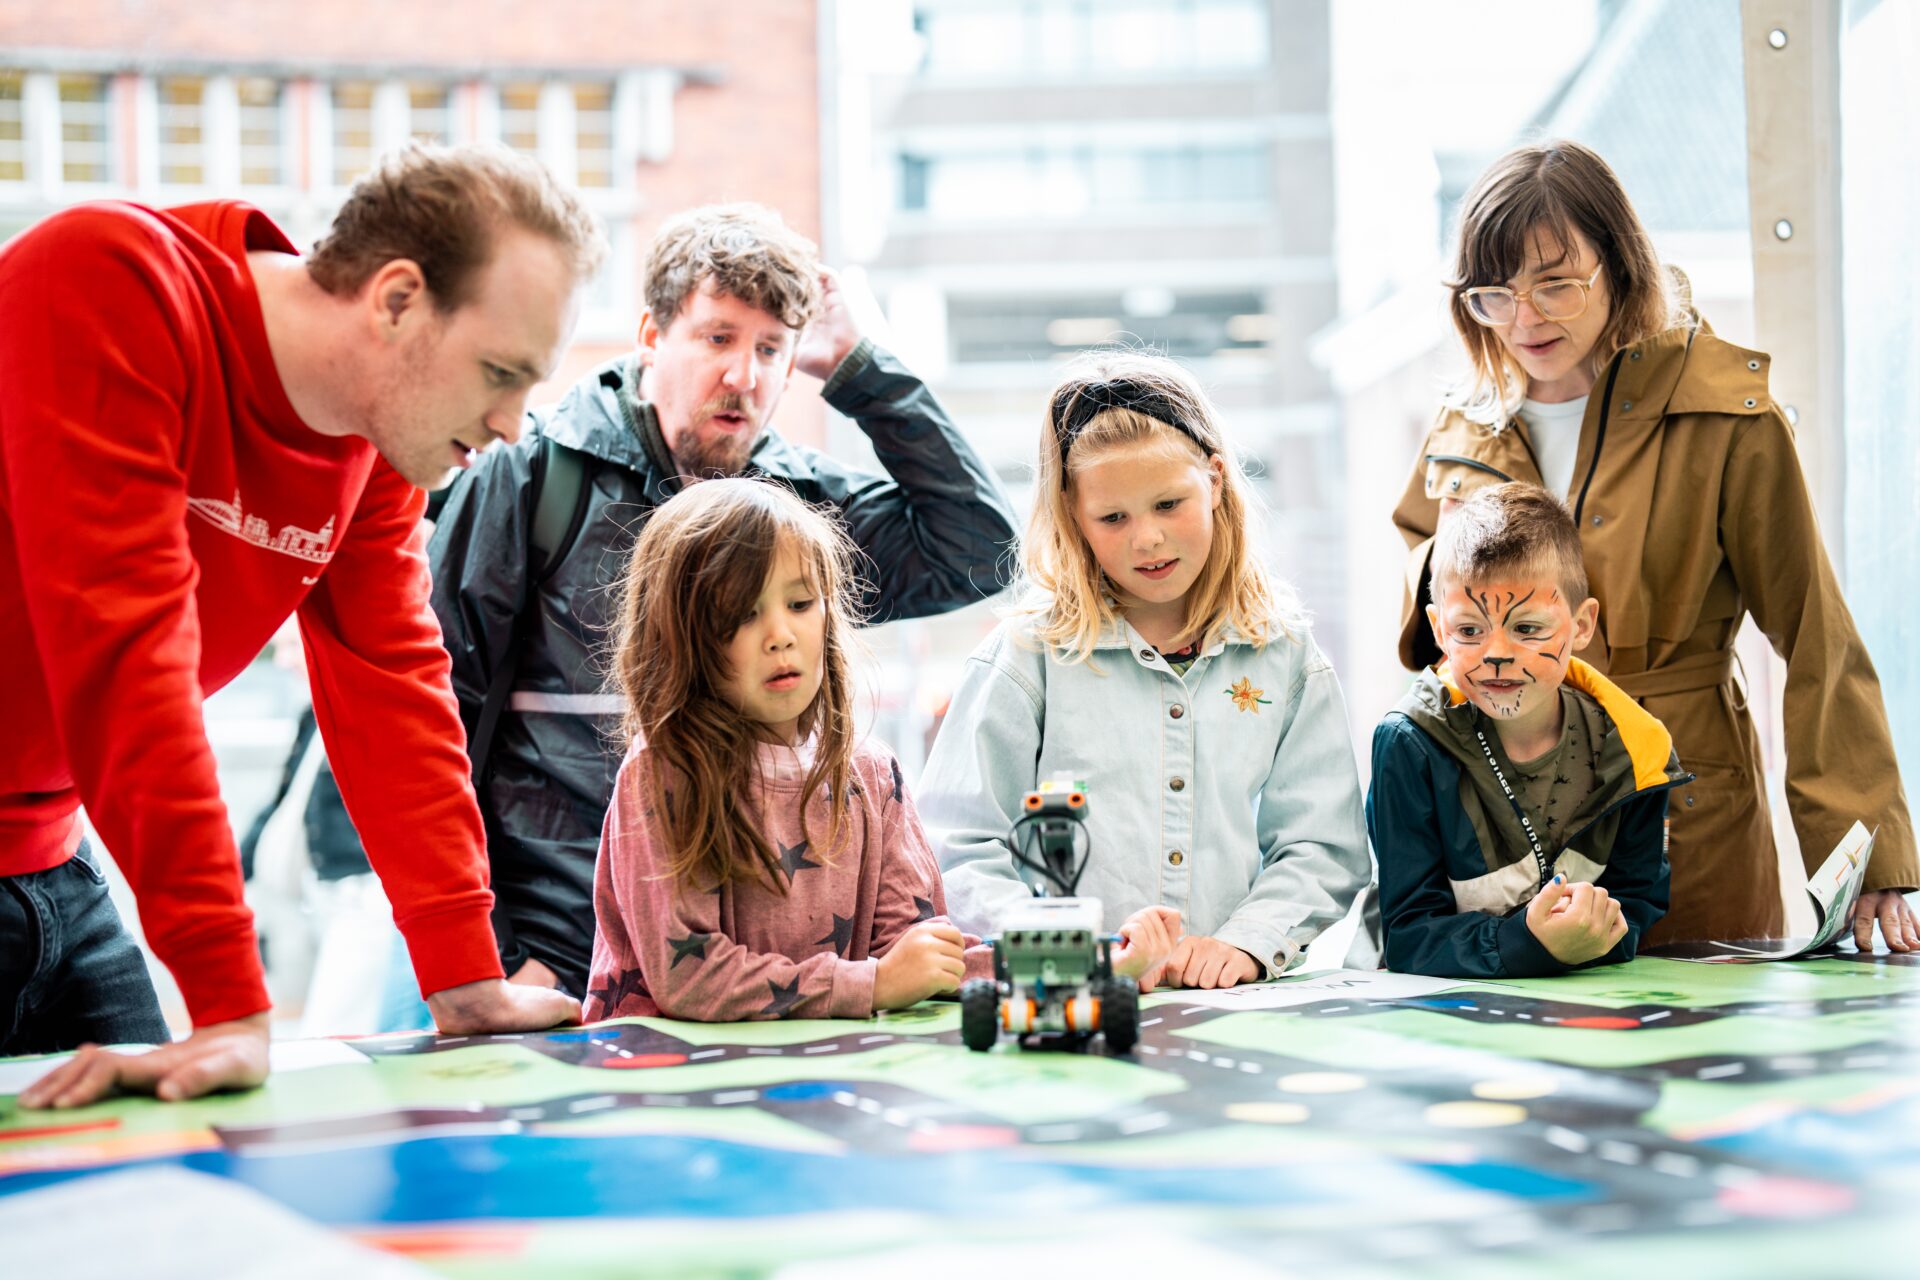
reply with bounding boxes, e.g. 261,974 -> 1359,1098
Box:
1446,140 -> 1686,428
1017,350 -> 1302,663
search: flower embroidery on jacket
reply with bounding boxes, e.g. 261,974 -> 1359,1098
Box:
1226,676 -> 1272,713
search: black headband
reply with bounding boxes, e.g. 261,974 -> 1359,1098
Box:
1052,380 -> 1213,465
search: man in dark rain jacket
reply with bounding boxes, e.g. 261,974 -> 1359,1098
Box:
428,203 -> 1016,995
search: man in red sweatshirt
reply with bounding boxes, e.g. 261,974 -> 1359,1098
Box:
0,144 -> 601,1106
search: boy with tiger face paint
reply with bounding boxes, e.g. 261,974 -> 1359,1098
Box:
1366,484 -> 1686,979
1430,578 -> 1596,738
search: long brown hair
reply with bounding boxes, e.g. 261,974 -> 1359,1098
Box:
1019,349 -> 1302,662
1447,140 -> 1683,426
611,479 -> 860,892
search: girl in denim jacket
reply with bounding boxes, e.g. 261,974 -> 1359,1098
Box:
919,352 -> 1370,989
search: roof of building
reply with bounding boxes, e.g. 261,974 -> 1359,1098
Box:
1525,0 -> 1750,234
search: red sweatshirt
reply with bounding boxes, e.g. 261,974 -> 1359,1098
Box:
0,200 -> 502,1027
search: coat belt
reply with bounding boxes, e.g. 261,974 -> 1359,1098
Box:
1607,649 -> 1736,700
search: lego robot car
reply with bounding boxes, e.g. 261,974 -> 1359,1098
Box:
958,779 -> 1139,1054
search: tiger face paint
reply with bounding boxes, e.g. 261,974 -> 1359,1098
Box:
1426,576 -> 1599,736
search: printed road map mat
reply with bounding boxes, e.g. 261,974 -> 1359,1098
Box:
2,956 -> 1916,1279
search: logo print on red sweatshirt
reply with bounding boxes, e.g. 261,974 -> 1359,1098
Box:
186,490 -> 336,565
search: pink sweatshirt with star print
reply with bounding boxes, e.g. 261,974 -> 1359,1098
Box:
584,738 -> 989,1022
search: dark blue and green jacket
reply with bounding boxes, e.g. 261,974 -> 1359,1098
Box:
1368,660 -> 1684,979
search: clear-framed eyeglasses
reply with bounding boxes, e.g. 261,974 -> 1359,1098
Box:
1459,264 -> 1604,327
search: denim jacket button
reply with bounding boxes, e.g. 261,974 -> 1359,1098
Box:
1168,850 -> 1184,866
1169,704 -> 1185,720
1139,649 -> 1156,663
1169,776 -> 1186,792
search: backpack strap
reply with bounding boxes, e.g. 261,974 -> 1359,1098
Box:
468,435 -> 595,791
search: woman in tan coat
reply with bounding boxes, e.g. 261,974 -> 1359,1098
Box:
1392,140 -> 1916,949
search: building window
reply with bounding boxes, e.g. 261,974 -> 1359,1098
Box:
59,74 -> 113,184
899,153 -> 930,211
920,5 -> 1022,76
237,78 -> 284,186
498,82 -> 541,156
157,76 -> 206,186
1192,0 -> 1270,68
574,81 -> 614,188
948,290 -> 1268,364
903,141 -> 1268,218
916,0 -> 1271,78
0,72 -> 24,183
408,83 -> 451,144
332,80 -> 376,185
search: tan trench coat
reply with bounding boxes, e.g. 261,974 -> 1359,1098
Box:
1393,316 -> 1917,945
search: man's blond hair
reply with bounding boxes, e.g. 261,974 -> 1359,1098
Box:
309,142 -> 605,311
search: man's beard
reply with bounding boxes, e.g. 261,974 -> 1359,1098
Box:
672,397 -> 763,478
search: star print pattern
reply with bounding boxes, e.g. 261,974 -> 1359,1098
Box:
814,913 -> 857,956
667,933 -> 710,967
912,896 -> 937,923
778,838 -> 821,879
762,976 -> 805,1017
586,967 -> 649,1018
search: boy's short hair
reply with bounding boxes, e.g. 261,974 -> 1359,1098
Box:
643,203 -> 822,332
1431,482 -> 1590,606
308,142 -> 605,312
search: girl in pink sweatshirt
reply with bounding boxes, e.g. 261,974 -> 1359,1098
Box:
584,479 -> 1174,1022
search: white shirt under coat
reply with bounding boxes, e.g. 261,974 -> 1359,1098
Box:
1519,392 -> 1588,497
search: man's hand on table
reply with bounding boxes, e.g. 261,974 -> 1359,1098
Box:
18,1012 -> 270,1109
428,976 -> 580,1035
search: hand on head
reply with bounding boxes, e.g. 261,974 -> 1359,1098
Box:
1525,875 -> 1627,965
792,267 -> 865,382
875,920 -> 966,1009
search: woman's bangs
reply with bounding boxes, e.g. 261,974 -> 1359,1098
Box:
1463,189 -> 1578,290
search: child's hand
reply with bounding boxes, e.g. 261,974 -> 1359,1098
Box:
874,921 -> 966,1009
1112,906 -> 1181,991
1525,875 -> 1627,965
1157,935 -> 1261,990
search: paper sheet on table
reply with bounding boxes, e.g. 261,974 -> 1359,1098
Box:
0,1166 -> 432,1279
1662,821 -> 1876,963
0,1035 -> 367,1095
1151,967 -> 1469,1010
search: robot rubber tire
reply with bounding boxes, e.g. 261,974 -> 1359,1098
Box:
960,977 -> 1000,1052
1101,974 -> 1140,1054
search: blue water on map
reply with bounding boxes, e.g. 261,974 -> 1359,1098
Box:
1,1131 -> 1349,1223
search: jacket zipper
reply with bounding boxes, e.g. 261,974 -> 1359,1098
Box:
1511,420 -> 1545,481
1547,771 -> 1696,878
1572,352 -> 1625,525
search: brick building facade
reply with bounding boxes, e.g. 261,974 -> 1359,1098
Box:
0,1 -> 828,435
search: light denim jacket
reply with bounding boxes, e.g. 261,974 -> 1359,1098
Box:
919,612 -> 1370,977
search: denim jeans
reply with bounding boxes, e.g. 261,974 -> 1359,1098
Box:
0,839 -> 171,1055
